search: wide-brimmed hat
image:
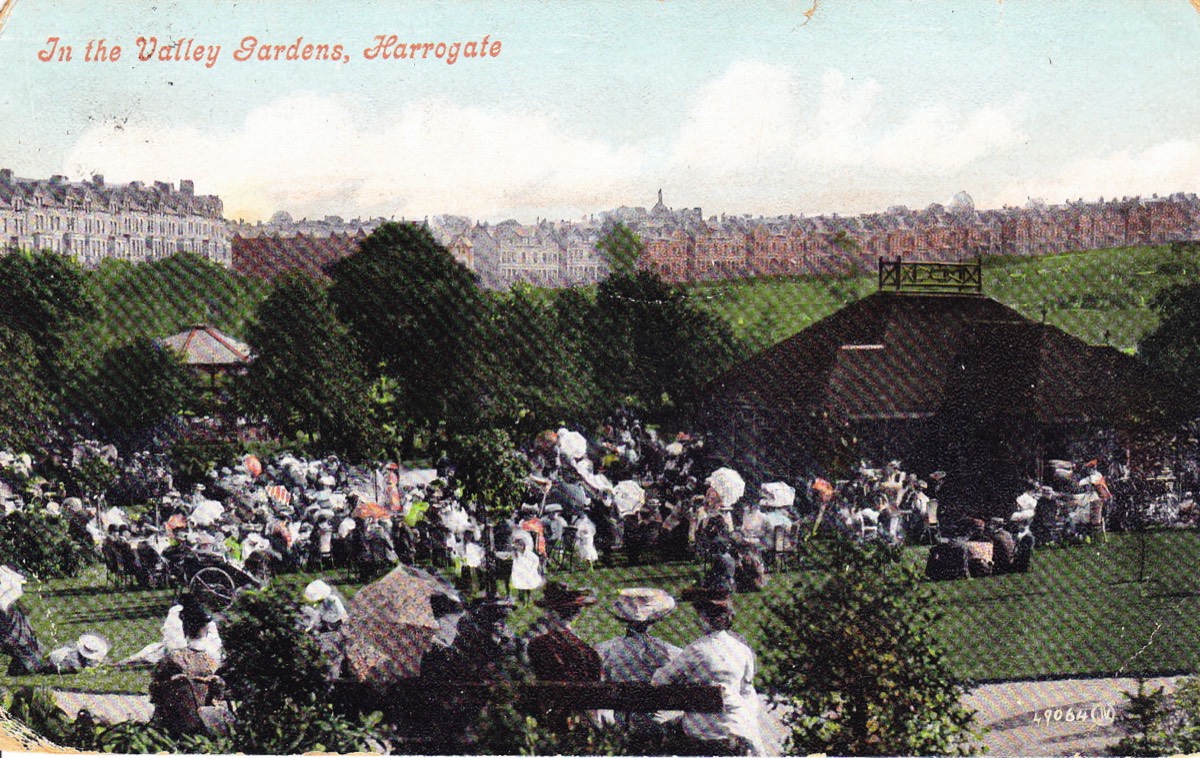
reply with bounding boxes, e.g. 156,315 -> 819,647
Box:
544,503 -> 563,514
535,581 -> 597,609
680,586 -> 733,617
77,633 -> 111,662
613,480 -> 646,517
610,587 -> 675,623
304,579 -> 333,603
0,565 -> 27,587
557,428 -> 588,461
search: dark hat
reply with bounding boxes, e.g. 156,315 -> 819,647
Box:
468,597 -> 516,621
429,593 -> 465,617
681,586 -> 734,618
179,592 -> 212,634
680,586 -> 732,605
535,581 -> 597,609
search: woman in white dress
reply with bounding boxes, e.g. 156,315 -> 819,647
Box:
574,513 -> 599,571
510,530 -> 543,604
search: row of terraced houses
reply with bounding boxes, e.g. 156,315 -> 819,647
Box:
234,190 -> 1200,287
0,171 -> 230,266
3,169 -> 1199,288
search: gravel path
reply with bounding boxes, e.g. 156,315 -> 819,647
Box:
53,689 -> 153,724
965,675 -> 1183,756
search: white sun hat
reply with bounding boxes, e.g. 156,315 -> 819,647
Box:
304,579 -> 333,603
77,633 -> 111,662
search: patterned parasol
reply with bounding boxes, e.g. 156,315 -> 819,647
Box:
343,565 -> 455,682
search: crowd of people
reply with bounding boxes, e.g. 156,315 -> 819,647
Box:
0,413 -> 1165,753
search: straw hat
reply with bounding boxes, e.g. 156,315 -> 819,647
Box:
305,579 -> 333,603
557,428 -> 588,461
610,587 -> 675,623
76,633 -> 111,662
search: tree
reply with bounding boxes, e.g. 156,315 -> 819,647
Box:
328,223 -> 490,446
487,284 -> 601,435
0,326 -> 53,452
84,337 -> 199,442
591,260 -> 742,421
241,271 -> 372,459
1139,282 -> 1200,385
596,221 -> 642,276
75,253 -> 268,357
762,539 -> 984,756
445,429 -> 530,598
0,250 -> 97,396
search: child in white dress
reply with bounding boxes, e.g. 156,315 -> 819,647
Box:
510,530 -> 543,604
574,514 -> 599,572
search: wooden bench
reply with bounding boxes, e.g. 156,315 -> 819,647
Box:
334,679 -> 723,715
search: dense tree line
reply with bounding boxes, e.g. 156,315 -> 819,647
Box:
0,223 -> 745,459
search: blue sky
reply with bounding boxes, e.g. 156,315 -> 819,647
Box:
1,1 -> 1198,223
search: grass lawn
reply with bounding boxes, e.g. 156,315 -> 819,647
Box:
4,531 -> 1200,694
691,244 -> 1200,352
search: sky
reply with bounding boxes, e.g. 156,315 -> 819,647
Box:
0,1 -> 1198,224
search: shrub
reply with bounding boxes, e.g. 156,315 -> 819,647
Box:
0,509 -> 95,579
1112,677 -> 1200,756
761,538 -> 985,756
221,581 -> 384,754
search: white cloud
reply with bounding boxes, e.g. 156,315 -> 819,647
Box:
59,66 -> 1099,223
671,61 -> 799,172
65,92 -> 647,222
996,140 -> 1200,206
669,63 -> 1025,178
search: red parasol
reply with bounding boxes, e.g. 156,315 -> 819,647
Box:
352,500 -> 389,520
812,478 -> 835,503
244,455 -> 263,478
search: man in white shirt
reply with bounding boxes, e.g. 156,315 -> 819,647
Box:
652,588 -> 766,756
